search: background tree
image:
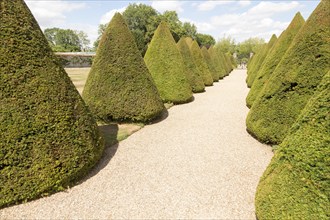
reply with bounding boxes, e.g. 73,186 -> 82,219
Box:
182,22 -> 197,40
93,23 -> 107,49
196,33 -> 216,48
44,28 -> 90,52
160,11 -> 185,42
95,3 -> 215,55
215,35 -> 236,54
75,31 -> 91,51
236,37 -> 265,62
122,3 -> 160,55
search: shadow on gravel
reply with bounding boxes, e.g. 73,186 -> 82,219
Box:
78,108 -> 170,184
78,124 -> 119,184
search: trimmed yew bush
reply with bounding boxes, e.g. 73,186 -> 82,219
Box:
185,37 -> 194,47
177,38 -> 205,93
0,0 -> 103,208
208,46 -> 226,79
247,44 -> 265,76
246,12 -> 305,108
190,40 -> 214,86
224,53 -> 234,73
216,50 -> 231,76
201,46 -> 219,82
144,22 -> 193,103
246,0 -> 330,144
83,13 -> 164,122
246,35 -> 277,88
256,70 -> 330,219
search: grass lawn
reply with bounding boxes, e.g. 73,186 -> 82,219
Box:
65,67 -> 90,94
65,67 -> 143,147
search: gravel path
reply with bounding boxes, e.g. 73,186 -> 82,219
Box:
1,69 -> 273,219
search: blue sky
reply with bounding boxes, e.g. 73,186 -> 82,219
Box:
25,0 -> 320,45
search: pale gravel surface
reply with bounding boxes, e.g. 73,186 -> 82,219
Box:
0,69 -> 273,219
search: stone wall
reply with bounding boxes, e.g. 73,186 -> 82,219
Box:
55,52 -> 95,68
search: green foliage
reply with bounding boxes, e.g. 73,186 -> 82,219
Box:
83,13 -> 165,122
93,23 -> 107,49
201,46 -> 219,81
236,37 -> 265,62
220,52 -> 233,75
177,38 -> 205,93
246,13 -> 305,108
246,0 -> 330,144
0,0 -> 103,208
182,22 -> 197,40
256,70 -> 330,219
196,33 -> 216,48
215,35 -> 236,54
122,3 -> 159,55
225,52 -> 236,69
246,34 -> 277,88
208,46 -> 227,79
229,54 -> 237,68
160,11 -> 185,42
144,22 -> 193,103
44,28 -> 90,52
189,40 -> 214,86
214,46 -> 231,75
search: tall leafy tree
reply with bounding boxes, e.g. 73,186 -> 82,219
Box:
44,28 -> 89,52
122,3 -> 160,55
236,37 -> 265,62
215,35 -> 236,54
196,33 -> 216,48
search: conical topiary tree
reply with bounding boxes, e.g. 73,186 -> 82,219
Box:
185,37 -> 194,47
144,22 -> 193,103
189,40 -> 214,86
0,0 -> 103,208
229,55 -> 237,69
224,53 -> 234,73
247,43 -> 266,74
83,13 -> 164,122
201,46 -> 220,82
246,0 -> 330,144
246,34 -> 277,88
246,12 -> 305,108
177,38 -> 205,93
215,49 -> 231,76
208,46 -> 227,79
255,70 -> 330,219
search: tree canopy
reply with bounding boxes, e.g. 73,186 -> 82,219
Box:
94,3 -> 215,54
44,28 -> 90,52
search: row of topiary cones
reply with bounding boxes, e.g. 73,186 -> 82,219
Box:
244,0 -> 329,219
0,0 -> 233,208
83,13 -> 233,123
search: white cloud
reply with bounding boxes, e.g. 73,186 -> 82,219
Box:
151,1 -> 184,13
238,1 -> 251,7
25,0 -> 86,27
100,7 -> 126,24
248,1 -> 300,16
196,1 -> 232,11
207,1 -> 301,42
